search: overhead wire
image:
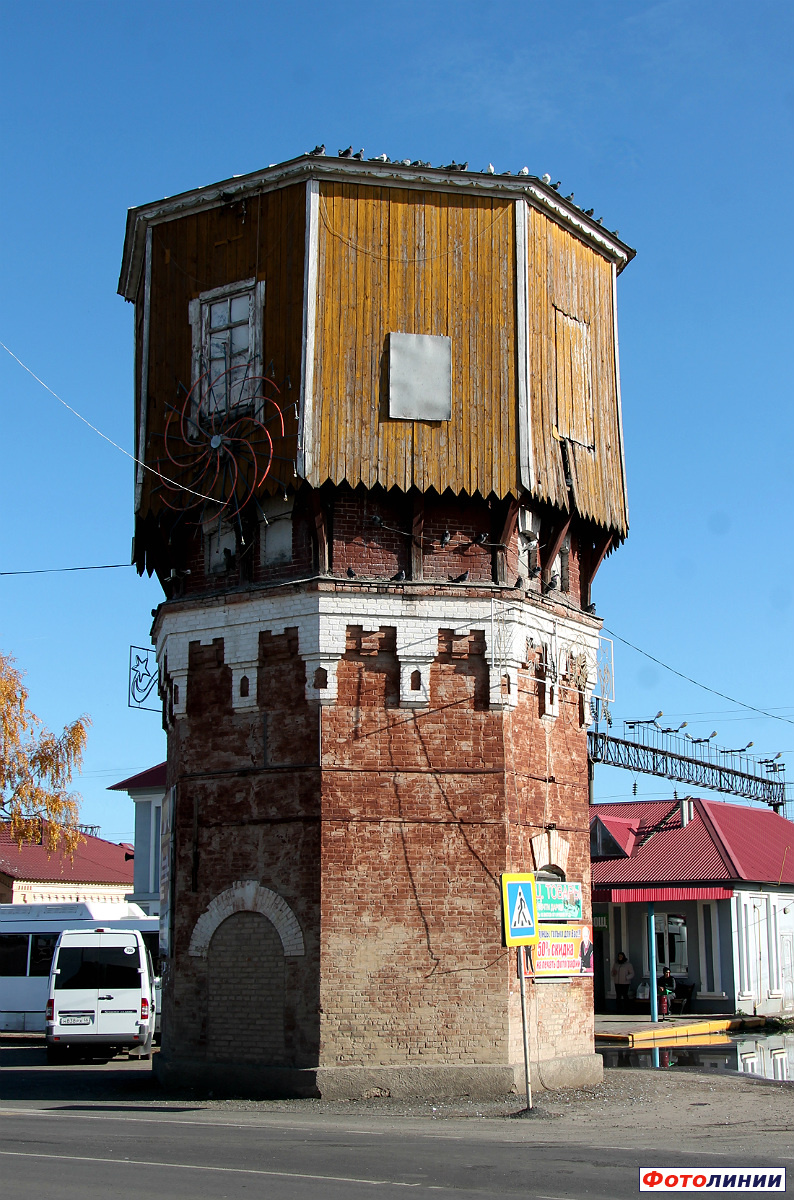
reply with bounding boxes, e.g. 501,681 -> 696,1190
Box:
0,564 -> 131,577
603,625 -> 794,728
0,340 -> 223,505
2,329 -> 793,734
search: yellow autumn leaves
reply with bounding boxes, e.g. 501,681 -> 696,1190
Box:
0,651 -> 90,853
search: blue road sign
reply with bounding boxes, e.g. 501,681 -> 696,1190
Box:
501,873 -> 539,946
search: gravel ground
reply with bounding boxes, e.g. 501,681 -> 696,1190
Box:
175,1066 -> 794,1131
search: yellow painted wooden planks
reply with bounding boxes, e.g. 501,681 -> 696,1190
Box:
311,183 -> 516,500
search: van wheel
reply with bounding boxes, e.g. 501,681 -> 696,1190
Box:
140,1031 -> 154,1060
46,1044 -> 70,1064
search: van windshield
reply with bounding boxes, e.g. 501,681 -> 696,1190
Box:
55,946 -> 141,990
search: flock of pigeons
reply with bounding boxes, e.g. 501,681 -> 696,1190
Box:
337,517 -> 594,608
305,145 -> 612,230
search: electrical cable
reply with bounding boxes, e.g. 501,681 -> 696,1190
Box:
0,340 -> 223,505
603,625 -> 794,729
0,564 -> 131,577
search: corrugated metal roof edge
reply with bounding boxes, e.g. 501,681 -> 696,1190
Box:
593,886 -> 734,903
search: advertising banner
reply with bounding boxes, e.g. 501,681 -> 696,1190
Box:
531,923 -> 594,977
536,880 -> 583,922
501,873 -> 539,946
159,785 -> 175,958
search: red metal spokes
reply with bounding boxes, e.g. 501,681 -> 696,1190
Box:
150,367 -> 286,518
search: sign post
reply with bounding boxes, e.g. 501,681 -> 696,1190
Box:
518,946 -> 532,1111
501,873 -> 539,1112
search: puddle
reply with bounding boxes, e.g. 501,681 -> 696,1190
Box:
598,1034 -> 794,1080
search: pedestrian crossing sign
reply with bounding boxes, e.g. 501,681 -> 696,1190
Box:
501,873 -> 539,946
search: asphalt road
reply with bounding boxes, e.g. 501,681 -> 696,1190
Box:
0,1038 -> 790,1198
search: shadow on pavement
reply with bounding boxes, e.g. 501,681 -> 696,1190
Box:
0,1035 -> 199,1108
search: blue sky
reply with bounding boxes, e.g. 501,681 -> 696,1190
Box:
1,1 -> 792,839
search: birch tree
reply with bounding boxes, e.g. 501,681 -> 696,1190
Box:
0,651 -> 90,852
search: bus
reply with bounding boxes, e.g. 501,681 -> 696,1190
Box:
0,901 -> 159,1032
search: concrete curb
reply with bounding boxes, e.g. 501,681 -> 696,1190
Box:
595,1016 -> 767,1046
154,1053 -> 604,1099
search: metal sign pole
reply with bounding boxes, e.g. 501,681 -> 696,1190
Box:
518,946 -> 533,1111
648,901 -> 659,1023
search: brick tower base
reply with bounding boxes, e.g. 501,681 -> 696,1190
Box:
153,581 -> 603,1099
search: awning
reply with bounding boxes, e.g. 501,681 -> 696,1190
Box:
593,886 -> 734,903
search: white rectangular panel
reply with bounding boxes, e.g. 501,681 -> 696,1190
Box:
388,332 -> 451,421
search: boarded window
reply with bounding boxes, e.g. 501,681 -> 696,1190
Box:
204,518 -> 236,575
259,494 -> 294,566
207,911 -> 286,1065
554,309 -> 594,448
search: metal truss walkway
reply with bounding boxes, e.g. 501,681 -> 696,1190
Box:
588,724 -> 786,810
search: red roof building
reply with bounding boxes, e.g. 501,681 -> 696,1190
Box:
591,798 -> 794,1017
108,763 -> 167,916
0,823 -> 134,906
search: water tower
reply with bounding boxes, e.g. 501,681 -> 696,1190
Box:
119,152 -> 633,1096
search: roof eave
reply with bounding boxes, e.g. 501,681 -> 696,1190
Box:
118,154 -> 636,302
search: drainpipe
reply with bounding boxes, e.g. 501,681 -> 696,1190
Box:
648,902 -> 658,1023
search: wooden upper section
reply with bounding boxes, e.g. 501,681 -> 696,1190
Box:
120,155 -> 633,537
309,183 -> 517,498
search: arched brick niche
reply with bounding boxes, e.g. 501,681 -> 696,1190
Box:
188,879 -> 305,958
207,911 -> 286,1064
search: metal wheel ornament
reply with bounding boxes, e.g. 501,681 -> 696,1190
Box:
152,367 -> 287,526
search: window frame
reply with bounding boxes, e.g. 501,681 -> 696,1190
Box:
188,278 -> 265,427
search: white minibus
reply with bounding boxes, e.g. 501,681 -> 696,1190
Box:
0,901 -> 159,1033
45,927 -> 157,1061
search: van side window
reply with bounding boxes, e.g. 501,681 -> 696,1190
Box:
55,946 -> 141,990
29,934 -> 58,977
0,935 -> 29,976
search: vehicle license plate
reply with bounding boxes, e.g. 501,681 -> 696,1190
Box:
60,1016 -> 92,1025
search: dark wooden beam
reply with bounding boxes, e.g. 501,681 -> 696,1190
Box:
311,491 -> 329,574
495,497 -> 520,584
585,529 -> 613,605
411,493 -> 424,581
541,511 -> 573,583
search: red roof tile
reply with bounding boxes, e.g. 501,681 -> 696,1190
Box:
591,798 -> 794,887
594,814 -> 640,856
700,799 -> 794,885
108,763 -> 167,792
0,825 -> 134,886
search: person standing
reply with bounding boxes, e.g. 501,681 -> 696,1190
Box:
579,925 -> 594,973
658,966 -> 676,1016
611,951 -> 635,1012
